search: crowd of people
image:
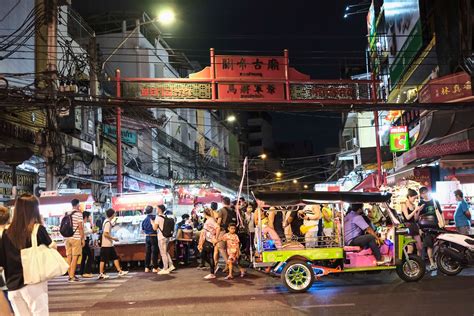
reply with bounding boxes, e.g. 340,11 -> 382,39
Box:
0,186 -> 471,315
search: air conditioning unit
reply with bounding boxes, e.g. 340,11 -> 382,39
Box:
345,138 -> 358,151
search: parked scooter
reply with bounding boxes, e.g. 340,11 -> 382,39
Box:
435,231 -> 474,276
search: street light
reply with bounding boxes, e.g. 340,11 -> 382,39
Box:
259,153 -> 267,160
275,171 -> 282,178
158,9 -> 175,25
226,115 -> 236,123
292,179 -> 298,184
102,9 -> 176,71
304,184 -> 309,189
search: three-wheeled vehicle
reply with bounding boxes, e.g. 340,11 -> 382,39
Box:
252,191 -> 425,293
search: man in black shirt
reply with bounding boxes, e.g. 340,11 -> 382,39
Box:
418,186 -> 442,271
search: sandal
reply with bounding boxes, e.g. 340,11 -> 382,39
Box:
224,275 -> 234,280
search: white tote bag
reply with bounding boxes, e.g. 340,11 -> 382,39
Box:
21,224 -> 69,284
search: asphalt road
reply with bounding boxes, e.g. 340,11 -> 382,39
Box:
48,267 -> 474,316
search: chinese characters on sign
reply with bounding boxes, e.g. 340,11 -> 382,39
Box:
290,83 -> 371,101
215,56 -> 286,79
218,83 -> 285,100
419,72 -> 472,103
121,82 -> 212,100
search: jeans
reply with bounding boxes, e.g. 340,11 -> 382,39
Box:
350,234 -> 382,261
80,238 -> 93,275
201,241 -> 215,274
158,238 -> 173,270
145,235 -> 159,269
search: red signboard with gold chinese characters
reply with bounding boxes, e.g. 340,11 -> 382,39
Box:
218,83 -> 285,101
419,72 -> 472,103
215,55 -> 286,80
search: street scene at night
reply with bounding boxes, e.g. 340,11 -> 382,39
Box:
0,0 -> 474,315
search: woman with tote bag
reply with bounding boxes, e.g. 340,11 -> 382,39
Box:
0,194 -> 65,316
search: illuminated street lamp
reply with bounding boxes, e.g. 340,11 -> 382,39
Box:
157,9 -> 176,25
226,115 -> 237,123
259,153 -> 267,160
275,171 -> 282,178
304,184 -> 309,189
292,179 -> 298,184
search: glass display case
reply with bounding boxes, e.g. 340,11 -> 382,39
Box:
112,213 -> 147,244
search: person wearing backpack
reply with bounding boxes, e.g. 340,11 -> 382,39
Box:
153,204 -> 175,275
63,199 -> 84,283
142,206 -> 158,273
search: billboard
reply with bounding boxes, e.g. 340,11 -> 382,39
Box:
385,0 -> 422,87
389,126 -> 410,153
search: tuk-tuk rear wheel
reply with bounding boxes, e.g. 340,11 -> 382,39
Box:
396,254 -> 425,282
281,259 -> 314,293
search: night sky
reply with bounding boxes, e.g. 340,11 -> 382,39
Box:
75,0 -> 368,154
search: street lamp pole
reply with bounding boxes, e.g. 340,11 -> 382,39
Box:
115,69 -> 123,193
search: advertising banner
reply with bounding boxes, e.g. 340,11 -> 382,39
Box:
103,124 -> 137,145
389,126 -> 410,152
419,72 -> 472,103
385,0 -> 422,87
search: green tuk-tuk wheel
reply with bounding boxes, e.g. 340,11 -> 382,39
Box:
396,254 -> 425,282
281,259 -> 314,293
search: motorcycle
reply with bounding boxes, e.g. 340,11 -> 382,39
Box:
435,231 -> 474,276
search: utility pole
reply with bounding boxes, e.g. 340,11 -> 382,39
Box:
35,0 -> 58,191
115,69 -> 123,194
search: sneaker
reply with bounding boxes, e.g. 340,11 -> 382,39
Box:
204,273 -> 216,280
145,268 -> 150,273
68,277 -> 81,283
168,265 -> 176,272
427,263 -> 437,271
82,274 -> 94,278
118,270 -> 129,277
97,273 -> 110,280
158,269 -> 170,275
152,268 -> 158,273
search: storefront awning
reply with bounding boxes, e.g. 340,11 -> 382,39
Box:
440,154 -> 474,169
351,173 -> 378,192
398,127 -> 474,168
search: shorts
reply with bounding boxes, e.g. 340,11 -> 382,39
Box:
100,247 -> 118,262
65,238 -> 82,257
405,222 -> 420,236
216,231 -> 226,250
227,249 -> 239,263
422,232 -> 435,248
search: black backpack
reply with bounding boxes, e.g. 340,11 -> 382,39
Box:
60,211 -> 78,237
159,215 -> 175,238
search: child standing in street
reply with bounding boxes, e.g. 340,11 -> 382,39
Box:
221,223 -> 245,279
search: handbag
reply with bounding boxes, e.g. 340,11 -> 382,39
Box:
21,224 -> 69,285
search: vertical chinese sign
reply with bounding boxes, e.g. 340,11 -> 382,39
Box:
389,126 -> 410,153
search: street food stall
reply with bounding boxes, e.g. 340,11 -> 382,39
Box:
38,192 -> 98,256
111,192 -> 175,262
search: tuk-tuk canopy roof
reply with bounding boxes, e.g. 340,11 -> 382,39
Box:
253,191 -> 392,206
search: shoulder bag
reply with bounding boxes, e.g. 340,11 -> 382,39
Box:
21,224 -> 69,284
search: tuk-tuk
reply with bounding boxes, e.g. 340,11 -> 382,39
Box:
252,191 -> 425,293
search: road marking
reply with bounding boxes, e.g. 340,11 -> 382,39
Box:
49,294 -> 108,303
297,303 -> 356,308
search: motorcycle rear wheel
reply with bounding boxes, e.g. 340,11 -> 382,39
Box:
437,253 -> 463,276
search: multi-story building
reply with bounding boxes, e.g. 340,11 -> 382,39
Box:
0,0 -> 102,200
73,10 -> 240,191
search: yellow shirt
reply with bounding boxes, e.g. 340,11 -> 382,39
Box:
322,207 -> 334,229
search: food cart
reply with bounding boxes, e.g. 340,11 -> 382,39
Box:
38,192 -> 98,256
111,192 -> 175,262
